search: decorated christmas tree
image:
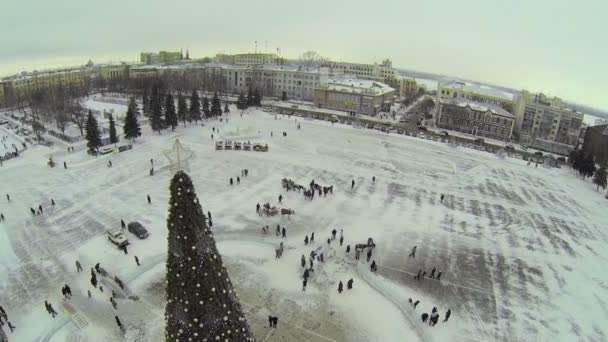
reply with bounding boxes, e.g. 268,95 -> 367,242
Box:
165,171 -> 255,342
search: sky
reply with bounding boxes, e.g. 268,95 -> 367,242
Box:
1,0 -> 607,110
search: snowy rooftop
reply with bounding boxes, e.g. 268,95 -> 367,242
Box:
441,81 -> 514,101
322,78 -> 395,96
1,67 -> 90,81
439,98 -> 514,118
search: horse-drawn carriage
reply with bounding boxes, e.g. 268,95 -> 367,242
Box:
224,141 -> 233,150
253,143 -> 269,152
215,141 -> 224,150
262,203 -> 279,216
234,141 -> 242,150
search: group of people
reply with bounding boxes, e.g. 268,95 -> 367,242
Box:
413,266 -> 442,281
420,306 -> 451,326
337,278 -> 354,293
28,198 -> 55,216
230,168 -> 250,187
61,284 -> 73,299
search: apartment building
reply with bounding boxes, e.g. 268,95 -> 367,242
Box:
436,98 -> 515,141
313,78 -> 395,116
96,64 -> 130,80
322,59 -> 395,80
0,82 -> 5,106
1,68 -> 91,104
439,81 -> 513,109
513,91 -> 584,154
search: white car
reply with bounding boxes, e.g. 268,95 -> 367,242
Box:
107,229 -> 128,247
100,146 -> 113,155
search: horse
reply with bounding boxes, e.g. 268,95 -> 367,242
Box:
281,208 -> 295,218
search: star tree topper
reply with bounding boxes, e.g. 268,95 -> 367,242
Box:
163,139 -> 194,173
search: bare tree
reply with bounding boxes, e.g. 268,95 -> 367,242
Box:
71,105 -> 86,136
300,51 -> 324,68
55,111 -> 70,134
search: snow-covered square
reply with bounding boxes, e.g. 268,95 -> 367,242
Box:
1,108 -> 607,342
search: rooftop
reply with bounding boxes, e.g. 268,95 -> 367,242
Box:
322,78 -> 395,96
439,98 -> 514,118
441,81 -> 513,101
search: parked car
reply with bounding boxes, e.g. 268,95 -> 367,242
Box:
107,228 -> 128,247
418,132 -> 426,139
128,222 -> 149,239
418,126 -> 428,131
534,151 -> 543,156
100,146 -> 113,155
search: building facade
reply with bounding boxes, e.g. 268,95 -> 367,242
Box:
513,91 -> 584,153
0,82 -> 5,106
322,59 -> 395,80
1,68 -> 91,104
400,78 -> 418,97
140,51 -> 183,65
439,81 -> 513,109
214,53 -> 280,66
582,124 -> 608,164
436,99 -> 515,141
313,79 -> 395,116
97,64 -> 130,80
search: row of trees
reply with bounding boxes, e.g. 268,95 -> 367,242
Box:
84,97 -> 142,153
569,150 -> 607,191
236,88 -> 262,110
144,88 -> 229,134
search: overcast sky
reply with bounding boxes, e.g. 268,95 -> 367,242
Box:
1,0 -> 606,110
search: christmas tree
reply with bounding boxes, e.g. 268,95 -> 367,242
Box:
123,97 -> 141,141
165,171 -> 255,342
85,110 -> 101,154
108,114 -> 118,144
211,93 -> 222,117
189,89 -> 202,123
202,96 -> 210,118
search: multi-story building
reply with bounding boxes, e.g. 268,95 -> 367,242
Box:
1,68 -> 91,104
513,91 -> 584,154
96,64 -> 130,80
313,78 -> 395,116
399,77 -> 418,97
439,81 -> 513,109
436,98 -> 515,141
140,50 -> 183,65
214,53 -> 280,66
582,124 -> 608,164
322,59 -> 395,81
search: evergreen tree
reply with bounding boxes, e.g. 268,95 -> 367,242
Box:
164,171 -> 254,342
211,93 -> 222,117
108,114 -> 118,144
142,88 -> 150,117
85,110 -> 101,154
593,165 -> 607,191
224,103 -> 230,113
189,89 -> 202,123
570,149 -> 585,172
246,88 -> 253,107
165,94 -> 178,131
202,96 -> 210,118
581,154 -> 596,179
253,89 -> 262,106
150,87 -> 165,134
177,94 -> 188,126
236,92 -> 247,110
123,97 -> 141,141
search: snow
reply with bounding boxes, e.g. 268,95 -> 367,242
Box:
1,105 -> 608,341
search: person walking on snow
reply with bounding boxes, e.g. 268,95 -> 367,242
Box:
276,225 -> 280,236
5,194 -> 9,202
373,176 -> 376,183
370,260 -> 377,272
421,271 -> 427,280
63,161 -> 67,169
346,245 -> 351,253
409,245 -> 417,258
366,249 -> 372,262
30,208 -> 35,215
347,278 -> 353,290
331,229 -> 337,240
134,255 -> 140,266
75,260 -> 83,272
46,302 -> 57,318
207,211 -> 212,222
421,313 -> 429,323
338,281 -> 343,293
7,321 -> 15,332
301,255 -> 306,268
230,178 -> 233,185
304,235 -> 309,245
38,205 -> 43,214
282,227 -> 286,238
115,316 -> 124,331
444,309 -> 451,322
121,219 -> 126,229
351,179 -> 355,188
237,176 -> 240,184
51,198 -> 55,206
302,279 -> 307,291
430,267 -> 436,279
147,195 -> 151,204
278,194 -> 282,203
310,232 -> 315,243
0,213 -> 4,222
339,235 -> 344,246
414,269 -> 422,281
440,194 -> 445,203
